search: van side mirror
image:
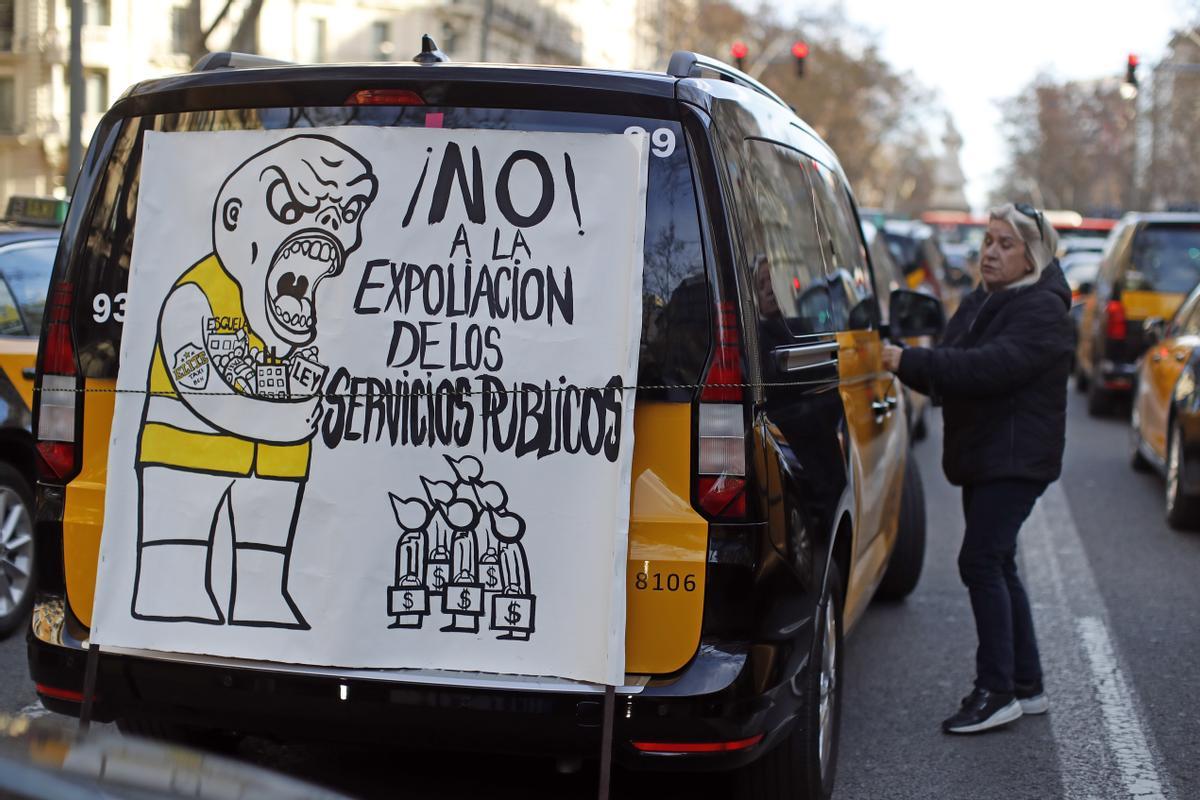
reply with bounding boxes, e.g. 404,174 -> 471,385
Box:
889,289 -> 945,339
1144,316 -> 1166,346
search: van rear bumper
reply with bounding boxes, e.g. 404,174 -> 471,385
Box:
28,595 -> 812,772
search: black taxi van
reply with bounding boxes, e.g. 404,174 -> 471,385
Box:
27,47 -> 936,799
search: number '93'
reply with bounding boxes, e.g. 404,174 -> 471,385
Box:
93,292 -> 127,323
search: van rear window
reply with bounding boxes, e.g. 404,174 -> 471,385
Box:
1127,224 -> 1200,294
67,106 -> 709,399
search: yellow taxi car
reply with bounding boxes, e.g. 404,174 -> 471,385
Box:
1131,280 -> 1200,529
0,196 -> 64,637
1077,213 -> 1200,416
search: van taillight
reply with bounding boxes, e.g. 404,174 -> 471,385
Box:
344,89 -> 424,106
36,281 -> 79,482
697,301 -> 746,518
1106,299 -> 1127,340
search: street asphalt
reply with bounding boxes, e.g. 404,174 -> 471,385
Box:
0,388 -> 1194,799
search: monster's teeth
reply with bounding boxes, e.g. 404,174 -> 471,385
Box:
303,241 -> 314,256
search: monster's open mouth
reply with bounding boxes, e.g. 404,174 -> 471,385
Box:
265,230 -> 345,343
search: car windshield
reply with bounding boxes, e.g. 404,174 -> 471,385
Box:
0,239 -> 57,334
1127,224 -> 1200,294
71,105 -> 708,398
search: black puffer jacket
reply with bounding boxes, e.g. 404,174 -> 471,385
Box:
897,262 -> 1073,486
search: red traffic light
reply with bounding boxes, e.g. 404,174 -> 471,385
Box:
730,41 -> 749,60
1128,53 -> 1139,67
792,41 -> 809,59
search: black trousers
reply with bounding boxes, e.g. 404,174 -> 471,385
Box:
959,480 -> 1047,694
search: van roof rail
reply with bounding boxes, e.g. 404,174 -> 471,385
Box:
666,50 -> 789,110
192,51 -> 294,72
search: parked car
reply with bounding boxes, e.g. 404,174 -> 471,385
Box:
0,712 -> 352,799
863,220 -> 930,441
1130,283 -> 1200,529
0,197 -> 63,638
1061,250 -> 1103,360
27,47 -> 938,799
882,220 -> 971,315
1076,212 -> 1200,416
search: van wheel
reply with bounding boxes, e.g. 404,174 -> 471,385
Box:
1165,424 -> 1200,530
875,459 -> 926,601
734,569 -> 843,800
0,464 -> 35,639
1074,361 -> 1089,393
1130,404 -> 1153,473
1087,370 -> 1112,417
117,717 -> 243,754
911,406 -> 928,442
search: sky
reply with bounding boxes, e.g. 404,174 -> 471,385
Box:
787,0 -> 1195,211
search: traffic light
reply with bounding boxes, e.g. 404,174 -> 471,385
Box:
1125,53 -> 1139,88
792,41 -> 809,77
730,40 -> 748,71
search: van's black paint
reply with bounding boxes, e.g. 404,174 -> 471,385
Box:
29,60 -> 880,769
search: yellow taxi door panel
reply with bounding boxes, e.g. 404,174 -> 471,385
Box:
1147,335 -> 1200,458
625,402 -> 708,675
0,338 -> 38,409
836,329 -> 903,628
63,378 -> 113,626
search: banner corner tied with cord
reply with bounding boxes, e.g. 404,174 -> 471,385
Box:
90,126 -> 649,687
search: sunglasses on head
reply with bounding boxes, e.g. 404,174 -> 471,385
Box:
1014,202 -> 1045,243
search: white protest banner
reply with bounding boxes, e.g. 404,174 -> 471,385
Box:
91,126 -> 649,686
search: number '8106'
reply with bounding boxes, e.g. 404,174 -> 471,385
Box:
92,292 -> 127,323
634,572 -> 697,592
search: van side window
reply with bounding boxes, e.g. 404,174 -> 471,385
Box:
810,162 -> 874,331
739,139 -> 834,337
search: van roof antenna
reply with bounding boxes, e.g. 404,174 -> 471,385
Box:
414,35 -> 450,64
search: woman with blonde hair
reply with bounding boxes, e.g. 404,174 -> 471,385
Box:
883,203 -> 1073,734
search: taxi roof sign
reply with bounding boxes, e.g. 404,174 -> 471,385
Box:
4,195 -> 67,227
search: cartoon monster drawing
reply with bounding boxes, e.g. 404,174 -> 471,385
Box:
131,134 -> 378,629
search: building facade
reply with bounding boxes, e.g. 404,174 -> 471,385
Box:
0,0 -> 694,201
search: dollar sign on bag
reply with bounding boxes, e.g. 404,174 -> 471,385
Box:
402,593 -> 414,611
458,588 -> 472,610
433,566 -> 445,589
505,601 -> 522,625
486,566 -> 498,588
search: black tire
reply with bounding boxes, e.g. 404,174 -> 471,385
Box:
734,569 -> 843,800
1165,423 -> 1200,530
117,716 -> 243,754
1130,403 -> 1153,473
0,462 -> 35,639
1087,369 -> 1112,417
911,406 -> 928,443
1074,360 -> 1089,393
875,458 -> 926,601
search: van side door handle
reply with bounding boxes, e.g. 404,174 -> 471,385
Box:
773,340 -> 838,373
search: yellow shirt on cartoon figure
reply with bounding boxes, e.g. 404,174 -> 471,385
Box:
138,254 -> 318,480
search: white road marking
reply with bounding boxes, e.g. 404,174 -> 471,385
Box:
1022,483 -> 1169,800
1077,617 -> 1167,800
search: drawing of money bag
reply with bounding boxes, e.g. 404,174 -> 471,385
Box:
420,477 -> 453,602
386,494 -> 432,629
424,474 -> 485,633
482,496 -> 535,641
446,456 -> 503,608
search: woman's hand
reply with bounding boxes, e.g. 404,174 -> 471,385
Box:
882,344 -> 905,373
